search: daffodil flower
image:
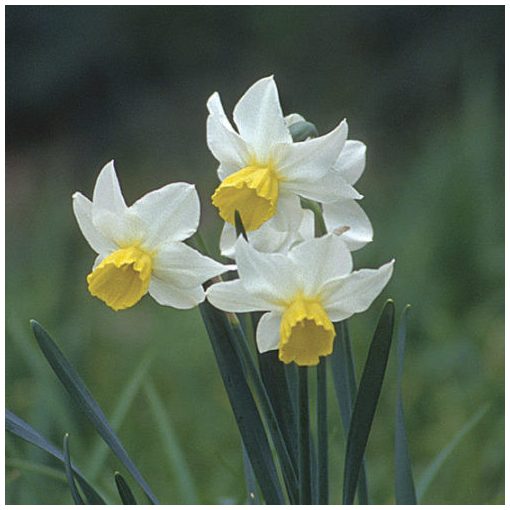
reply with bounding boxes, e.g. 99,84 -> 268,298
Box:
207,76 -> 360,235
206,235 -> 394,366
73,161 -> 231,311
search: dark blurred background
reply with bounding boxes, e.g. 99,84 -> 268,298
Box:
6,6 -> 504,504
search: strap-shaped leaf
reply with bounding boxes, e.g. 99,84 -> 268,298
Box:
242,443 -> 261,504
63,434 -> 85,504
30,320 -> 159,504
343,300 -> 395,504
258,350 -> 298,470
199,301 -> 285,504
330,322 -> 369,503
230,320 -> 298,503
6,409 -> 105,504
395,306 -> 417,504
115,472 -> 138,504
298,367 -> 311,504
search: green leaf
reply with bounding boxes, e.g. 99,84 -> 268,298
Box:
416,404 -> 490,501
115,472 -> 138,505
6,409 -> 105,504
242,443 -> 261,504
395,306 -> 417,504
230,320 -> 298,503
86,351 -> 153,480
298,367 -> 311,504
30,320 -> 159,505
343,300 -> 395,505
258,350 -> 298,470
144,379 -> 198,504
330,321 -> 369,503
63,434 -> 85,504
199,301 -> 285,504
316,360 -> 328,504
289,120 -> 319,142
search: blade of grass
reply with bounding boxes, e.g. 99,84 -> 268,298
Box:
317,360 -> 328,504
86,351 -> 154,480
115,472 -> 138,504
416,404 -> 490,501
343,300 -> 395,505
395,306 -> 417,504
30,320 -> 159,504
298,367 -> 311,504
199,301 -> 285,504
63,434 -> 85,504
6,458 -> 68,484
144,379 -> 198,504
6,409 -> 106,504
330,321 -> 369,503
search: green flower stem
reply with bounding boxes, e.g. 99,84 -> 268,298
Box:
298,367 -> 311,504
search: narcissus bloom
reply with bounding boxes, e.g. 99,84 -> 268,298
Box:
207,76 -> 359,235
73,161 -> 231,311
206,235 -> 394,366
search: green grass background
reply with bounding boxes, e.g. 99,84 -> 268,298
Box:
6,6 -> 504,504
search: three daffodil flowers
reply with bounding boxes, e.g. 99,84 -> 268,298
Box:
73,76 -> 394,366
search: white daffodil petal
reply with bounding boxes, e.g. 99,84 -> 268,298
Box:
92,161 -> 127,215
335,140 -> 366,185
207,102 -> 250,179
153,242 -> 233,288
219,222 -> 238,259
149,278 -> 205,309
92,208 -> 145,248
283,169 -> 362,203
295,209 -> 315,243
323,199 -> 373,251
219,205 -> 310,258
233,76 -> 291,157
269,192 -> 306,232
72,192 -> 116,255
322,260 -> 395,321
272,120 -> 348,182
235,238 -> 297,303
207,92 -> 236,131
130,182 -> 200,246
206,279 -> 275,312
289,234 -> 353,295
256,311 -> 282,353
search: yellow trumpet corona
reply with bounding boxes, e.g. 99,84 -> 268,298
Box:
211,165 -> 281,232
